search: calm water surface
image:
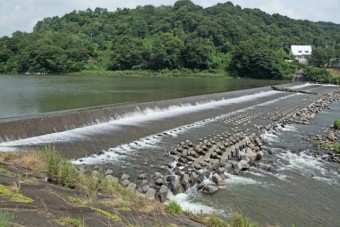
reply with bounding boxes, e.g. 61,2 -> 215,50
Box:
0,74 -> 285,119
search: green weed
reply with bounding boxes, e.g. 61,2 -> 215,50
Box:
165,201 -> 182,214
58,217 -> 84,227
0,184 -> 33,203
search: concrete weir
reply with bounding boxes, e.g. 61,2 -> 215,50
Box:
0,86 -> 280,142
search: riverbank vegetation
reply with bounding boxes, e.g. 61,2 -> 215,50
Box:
0,0 -> 340,81
0,147 -> 272,226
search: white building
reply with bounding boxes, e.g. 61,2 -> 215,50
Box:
290,45 -> 312,64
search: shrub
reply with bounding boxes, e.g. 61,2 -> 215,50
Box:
165,201 -> 182,214
47,151 -> 79,188
334,119 -> 340,130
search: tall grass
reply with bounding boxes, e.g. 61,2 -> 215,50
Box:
165,201 -> 182,214
46,151 -> 79,188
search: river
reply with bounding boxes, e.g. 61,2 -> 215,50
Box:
0,74 -> 285,119
0,75 -> 339,227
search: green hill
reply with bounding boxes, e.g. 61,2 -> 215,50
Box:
0,0 -> 340,79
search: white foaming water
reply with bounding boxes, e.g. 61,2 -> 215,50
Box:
280,124 -> 298,132
0,90 -> 281,151
289,83 -> 313,89
166,188 -> 221,215
224,172 -> 259,186
261,131 -> 279,143
276,151 -> 340,185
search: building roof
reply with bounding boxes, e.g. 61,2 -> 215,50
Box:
290,45 -> 312,56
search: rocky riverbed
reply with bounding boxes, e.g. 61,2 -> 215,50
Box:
77,84 -> 340,203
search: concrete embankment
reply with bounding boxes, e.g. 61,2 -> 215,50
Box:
0,85 -> 279,142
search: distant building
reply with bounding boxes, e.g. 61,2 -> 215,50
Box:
290,45 -> 312,64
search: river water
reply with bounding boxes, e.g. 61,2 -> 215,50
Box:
0,75 -> 339,227
0,74 -> 285,119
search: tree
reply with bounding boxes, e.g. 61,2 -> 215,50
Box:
108,37 -> 147,70
229,40 -> 286,79
309,47 -> 334,67
182,37 -> 214,70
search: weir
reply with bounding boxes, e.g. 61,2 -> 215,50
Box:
0,86 -> 278,142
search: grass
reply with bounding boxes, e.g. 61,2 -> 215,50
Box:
0,184 -> 33,203
334,119 -> 340,130
0,211 -> 13,227
46,150 -> 79,188
165,201 -> 182,214
92,208 -> 122,223
205,212 -> 228,227
57,217 -> 84,227
228,212 -> 261,227
333,144 -> 340,153
67,196 -> 91,207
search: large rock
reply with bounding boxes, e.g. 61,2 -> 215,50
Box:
120,174 -> 130,181
121,179 -> 130,187
157,185 -> 169,203
127,183 -> 136,192
198,183 -> 219,194
180,174 -> 190,191
105,169 -> 113,175
237,160 -> 250,171
212,173 -> 226,186
145,188 -> 156,200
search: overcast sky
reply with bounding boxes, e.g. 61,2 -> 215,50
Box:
1,0 -> 340,37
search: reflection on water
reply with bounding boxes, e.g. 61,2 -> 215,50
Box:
0,74 -> 285,119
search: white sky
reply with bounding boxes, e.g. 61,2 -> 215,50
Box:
1,0 -> 340,37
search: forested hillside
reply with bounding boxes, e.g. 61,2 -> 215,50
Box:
1,0 -> 340,79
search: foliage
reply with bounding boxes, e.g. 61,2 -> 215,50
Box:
205,212 -> 228,227
165,201 -> 182,214
304,66 -> 333,83
1,1 -> 340,77
334,119 -> 340,130
58,217 -> 84,227
0,211 -> 13,227
0,184 -> 33,203
92,208 -> 122,222
47,151 -> 79,188
228,40 -> 288,79
228,212 -> 261,227
334,144 -> 340,153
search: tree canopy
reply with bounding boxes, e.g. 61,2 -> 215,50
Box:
0,0 -> 340,79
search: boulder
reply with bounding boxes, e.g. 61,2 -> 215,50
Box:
145,188 -> 156,200
212,173 -> 226,186
127,183 -> 136,192
157,185 -> 169,203
121,179 -> 130,187
199,183 -> 219,194
105,169 -> 113,175
120,174 -> 130,181
237,160 -> 250,171
256,150 -> 264,161
180,174 -> 190,191
155,178 -> 164,185
138,173 -> 146,180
